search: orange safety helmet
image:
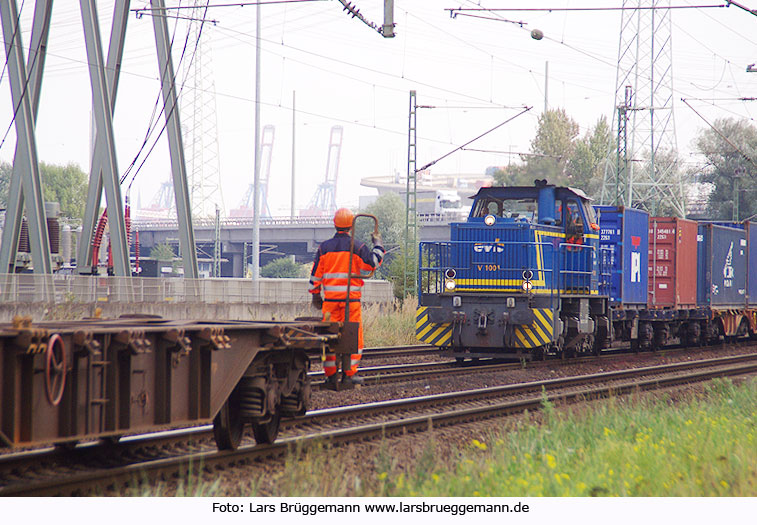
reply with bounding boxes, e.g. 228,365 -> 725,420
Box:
333,208 -> 354,230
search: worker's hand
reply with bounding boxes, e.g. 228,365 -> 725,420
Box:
371,231 -> 383,246
311,293 -> 323,310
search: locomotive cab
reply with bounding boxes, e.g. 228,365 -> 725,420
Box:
417,180 -> 606,360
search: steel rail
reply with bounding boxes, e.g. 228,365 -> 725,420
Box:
2,353 -> 756,496
307,343 -> 437,362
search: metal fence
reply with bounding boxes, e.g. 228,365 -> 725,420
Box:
131,213 -> 458,231
0,274 -> 394,305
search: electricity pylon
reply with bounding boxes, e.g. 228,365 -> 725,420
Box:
601,0 -> 686,217
181,3 -> 225,218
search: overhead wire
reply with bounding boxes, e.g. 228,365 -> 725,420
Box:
0,0 -> 26,89
125,2 -> 212,190
455,0 -> 757,132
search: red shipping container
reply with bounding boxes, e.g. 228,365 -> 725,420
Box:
648,217 -> 698,308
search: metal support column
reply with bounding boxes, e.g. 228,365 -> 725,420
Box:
0,0 -> 53,275
0,0 -> 52,275
382,0 -> 395,38
151,0 -> 199,278
80,0 -> 129,277
78,0 -> 130,274
403,90 -> 417,297
616,86 -> 631,207
213,205 -> 221,278
252,0 -> 262,280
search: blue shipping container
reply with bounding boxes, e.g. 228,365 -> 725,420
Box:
697,223 -> 747,308
746,222 -> 757,306
594,206 -> 649,306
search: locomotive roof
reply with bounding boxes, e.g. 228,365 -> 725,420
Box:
470,184 -> 591,201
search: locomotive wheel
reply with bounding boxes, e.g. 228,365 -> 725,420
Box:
251,412 -> 281,445
213,397 -> 244,451
45,334 -> 67,406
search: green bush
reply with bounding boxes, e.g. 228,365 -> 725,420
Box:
261,257 -> 306,278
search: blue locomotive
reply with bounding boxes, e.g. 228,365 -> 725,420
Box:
417,180 -> 757,359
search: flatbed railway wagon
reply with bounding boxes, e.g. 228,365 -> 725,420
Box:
1,317 -> 355,450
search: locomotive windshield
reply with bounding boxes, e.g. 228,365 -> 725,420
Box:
472,197 -> 538,221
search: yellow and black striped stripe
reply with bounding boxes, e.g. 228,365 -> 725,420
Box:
511,308 -> 555,349
415,306 -> 453,347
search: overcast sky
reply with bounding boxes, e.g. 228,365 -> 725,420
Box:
2,0 -> 757,217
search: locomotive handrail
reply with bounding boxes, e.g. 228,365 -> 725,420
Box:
418,239 -> 599,300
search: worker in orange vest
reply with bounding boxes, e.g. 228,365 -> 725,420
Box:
309,208 -> 384,389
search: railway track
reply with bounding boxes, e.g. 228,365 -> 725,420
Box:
3,353 -> 756,496
308,343 -> 757,386
308,344 -> 437,362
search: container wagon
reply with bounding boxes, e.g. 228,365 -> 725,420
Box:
416,180 -> 757,359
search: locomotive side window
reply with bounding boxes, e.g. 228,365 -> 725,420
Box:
565,201 -> 583,229
565,199 -> 585,244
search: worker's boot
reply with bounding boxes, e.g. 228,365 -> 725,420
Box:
321,374 -> 339,391
340,373 -> 364,389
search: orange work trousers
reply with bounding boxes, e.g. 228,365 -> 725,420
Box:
322,300 -> 363,377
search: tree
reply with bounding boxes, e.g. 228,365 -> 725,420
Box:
260,257 -> 304,278
356,192 -> 408,287
493,109 -> 580,187
0,162 -> 11,209
150,242 -> 175,261
40,162 -> 88,219
0,161 -> 88,219
383,247 -> 415,299
694,117 -> 757,221
566,116 -> 612,200
356,192 -> 405,248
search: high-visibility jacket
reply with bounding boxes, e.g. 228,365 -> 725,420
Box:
309,232 -> 384,301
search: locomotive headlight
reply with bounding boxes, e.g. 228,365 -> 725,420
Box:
484,214 -> 496,226
445,268 -> 456,279
522,280 -> 533,292
444,279 -> 456,291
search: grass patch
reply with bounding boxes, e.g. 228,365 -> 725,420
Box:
385,378 -> 757,496
362,297 -> 417,348
261,378 -> 757,497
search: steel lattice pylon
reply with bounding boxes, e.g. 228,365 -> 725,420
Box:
601,0 -> 686,217
181,4 -> 225,219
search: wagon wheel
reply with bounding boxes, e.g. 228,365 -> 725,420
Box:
45,334 -> 67,406
251,411 -> 281,445
213,396 -> 244,451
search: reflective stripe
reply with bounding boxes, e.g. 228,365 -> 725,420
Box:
359,269 -> 373,277
310,276 -> 322,282
371,248 -> 383,267
324,285 -> 363,292
323,272 -> 351,279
